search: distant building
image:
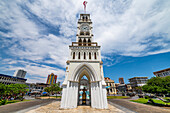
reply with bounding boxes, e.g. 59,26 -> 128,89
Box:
119,77 -> 124,84
117,84 -> 127,93
115,83 -> 120,93
0,74 -> 27,85
153,68 -> 170,77
13,69 -> 27,79
46,73 -> 57,85
126,84 -> 132,92
26,83 -> 50,93
129,77 -> 148,92
104,77 -> 116,95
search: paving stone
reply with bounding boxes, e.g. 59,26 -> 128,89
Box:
26,101 -> 125,113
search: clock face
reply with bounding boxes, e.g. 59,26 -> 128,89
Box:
80,25 -> 89,32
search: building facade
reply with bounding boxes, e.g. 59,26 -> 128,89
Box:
13,69 -> 27,78
104,77 -> 116,95
46,73 -> 57,85
119,77 -> 124,84
60,14 -> 108,109
26,83 -> 50,93
153,68 -> 170,77
129,77 -> 148,92
0,74 -> 27,85
126,84 -> 132,92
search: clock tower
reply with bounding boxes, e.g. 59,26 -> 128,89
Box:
60,14 -> 108,109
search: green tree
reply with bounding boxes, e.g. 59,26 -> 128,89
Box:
44,87 -> 51,98
0,83 -> 6,98
142,76 -> 170,96
50,83 -> 61,98
135,86 -> 143,94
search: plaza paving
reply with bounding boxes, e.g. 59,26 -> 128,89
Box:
26,101 -> 129,113
0,99 -> 170,113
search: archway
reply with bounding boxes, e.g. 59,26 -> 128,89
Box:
61,63 -> 108,109
78,75 -> 91,106
72,63 -> 97,107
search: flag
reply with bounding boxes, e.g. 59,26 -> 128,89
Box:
83,1 -> 88,13
83,1 -> 87,9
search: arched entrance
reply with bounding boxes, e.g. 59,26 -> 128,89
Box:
78,75 -> 91,106
72,64 -> 96,107
61,63 -> 108,109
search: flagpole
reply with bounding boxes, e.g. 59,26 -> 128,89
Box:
83,1 -> 87,14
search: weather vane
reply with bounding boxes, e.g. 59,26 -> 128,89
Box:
83,1 -> 88,14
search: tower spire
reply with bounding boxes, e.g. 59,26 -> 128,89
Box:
83,1 -> 88,14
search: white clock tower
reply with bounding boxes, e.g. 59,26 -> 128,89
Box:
60,14 -> 108,109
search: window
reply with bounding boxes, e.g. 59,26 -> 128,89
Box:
78,52 -> 81,59
84,52 -> 86,59
79,38 -> 82,46
88,39 -> 91,46
83,38 -> 86,46
86,32 -> 90,35
73,52 -> 75,59
94,52 -> 97,59
89,52 -> 91,59
110,89 -> 112,92
80,32 -> 84,35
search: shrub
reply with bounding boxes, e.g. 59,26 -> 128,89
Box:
0,99 -> 7,105
145,96 -> 149,99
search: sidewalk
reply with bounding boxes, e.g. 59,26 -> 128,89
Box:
26,101 -> 131,113
108,99 -> 170,113
0,99 -> 57,113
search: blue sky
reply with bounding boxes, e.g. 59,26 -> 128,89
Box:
0,0 -> 170,83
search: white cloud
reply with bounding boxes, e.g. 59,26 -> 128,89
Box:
1,59 -> 66,83
93,0 -> 170,57
0,0 -> 170,83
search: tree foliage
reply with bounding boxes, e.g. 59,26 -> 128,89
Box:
142,76 -> 170,95
0,83 -> 28,100
44,83 -> 61,98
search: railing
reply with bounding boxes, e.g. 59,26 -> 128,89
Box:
71,42 -> 98,46
78,19 -> 91,22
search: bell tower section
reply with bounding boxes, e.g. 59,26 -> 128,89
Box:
69,14 -> 101,62
61,14 -> 108,109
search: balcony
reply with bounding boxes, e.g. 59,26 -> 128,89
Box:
70,42 -> 98,47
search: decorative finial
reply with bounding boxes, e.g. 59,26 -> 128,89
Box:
83,1 -> 88,14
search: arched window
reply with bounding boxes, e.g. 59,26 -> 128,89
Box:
94,52 -> 97,59
79,38 -> 82,46
83,38 -> 86,46
86,32 -> 90,35
78,52 -> 81,59
89,52 -> 91,59
88,39 -> 91,46
73,52 -> 75,59
84,52 -> 86,59
80,32 -> 84,35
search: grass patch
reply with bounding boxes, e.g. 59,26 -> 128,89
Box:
7,99 -> 30,104
130,98 -> 149,104
107,96 -> 129,99
164,97 -> 170,100
130,98 -> 170,105
0,99 -> 31,106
